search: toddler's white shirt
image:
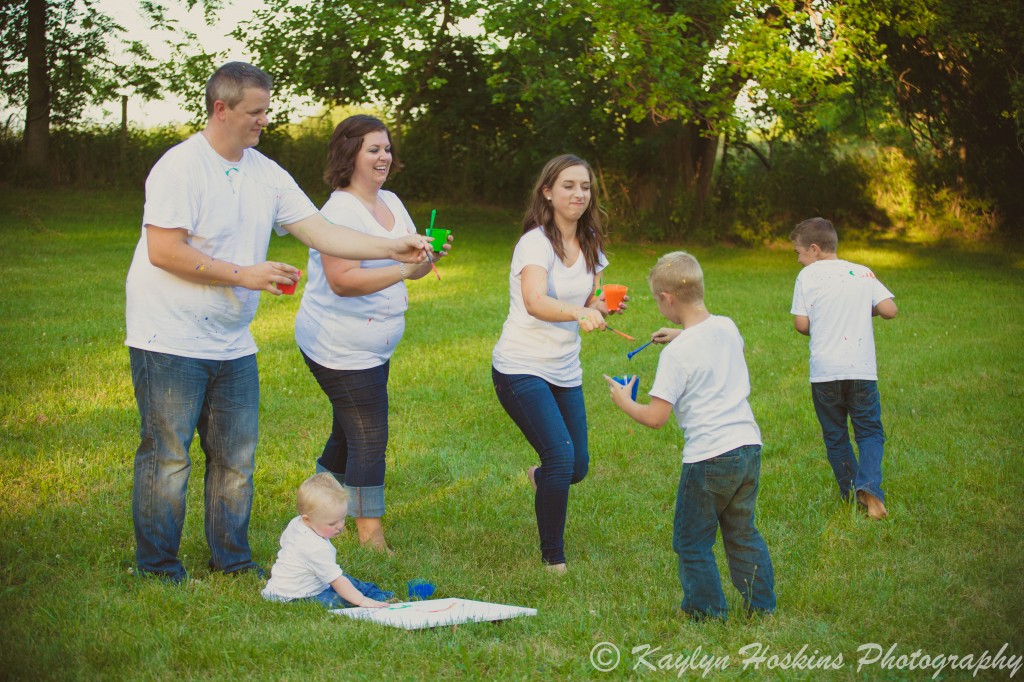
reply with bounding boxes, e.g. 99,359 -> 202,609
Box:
262,515 -> 344,601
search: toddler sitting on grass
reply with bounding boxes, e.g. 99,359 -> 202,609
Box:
261,473 -> 392,608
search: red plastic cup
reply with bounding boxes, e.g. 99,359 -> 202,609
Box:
603,284 -> 628,312
278,269 -> 302,295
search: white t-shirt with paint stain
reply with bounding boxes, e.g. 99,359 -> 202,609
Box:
294,190 -> 415,371
125,133 -> 317,360
790,259 -> 895,382
648,315 -> 762,464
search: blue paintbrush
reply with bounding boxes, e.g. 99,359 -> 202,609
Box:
627,340 -> 653,360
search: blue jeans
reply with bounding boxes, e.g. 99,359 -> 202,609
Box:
492,368 -> 589,565
306,576 -> 394,608
302,352 -> 388,518
129,348 -> 261,581
674,445 -> 775,620
810,380 -> 885,503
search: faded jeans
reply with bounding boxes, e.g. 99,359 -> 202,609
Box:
674,444 -> 776,620
130,348 -> 261,581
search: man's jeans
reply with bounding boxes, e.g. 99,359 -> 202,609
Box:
674,445 -> 776,620
810,380 -> 886,503
492,368 -> 589,566
130,348 -> 261,581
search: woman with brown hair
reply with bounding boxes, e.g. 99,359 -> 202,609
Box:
491,154 -> 623,573
295,115 -> 450,552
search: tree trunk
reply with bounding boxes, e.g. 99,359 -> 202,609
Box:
24,0 -> 50,178
120,94 -> 128,170
630,118 -> 719,232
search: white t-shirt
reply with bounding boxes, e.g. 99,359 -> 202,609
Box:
790,259 -> 895,382
295,190 -> 415,370
261,515 -> 344,601
648,315 -> 762,464
492,227 -> 607,386
125,133 -> 317,360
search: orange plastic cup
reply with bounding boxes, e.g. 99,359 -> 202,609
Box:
603,284 -> 628,312
279,269 -> 302,295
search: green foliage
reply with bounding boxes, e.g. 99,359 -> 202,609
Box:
0,122 -> 194,185
0,0 -> 163,126
840,0 -> 1024,231
1,188 -> 1022,679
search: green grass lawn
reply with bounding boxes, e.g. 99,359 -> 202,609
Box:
1,188 -> 1022,680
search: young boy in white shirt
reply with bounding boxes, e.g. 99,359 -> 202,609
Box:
262,474 -> 392,608
605,251 -> 775,621
790,217 -> 898,520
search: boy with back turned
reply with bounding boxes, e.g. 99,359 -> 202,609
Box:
604,251 -> 775,621
789,217 -> 898,520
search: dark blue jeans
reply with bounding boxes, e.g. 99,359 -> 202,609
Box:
674,444 -> 775,620
302,352 -> 388,518
492,368 -> 589,565
810,380 -> 885,503
129,348 -> 262,582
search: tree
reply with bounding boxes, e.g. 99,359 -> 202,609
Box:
24,0 -> 48,175
484,0 -> 863,230
0,0 -> 131,177
842,0 -> 1024,227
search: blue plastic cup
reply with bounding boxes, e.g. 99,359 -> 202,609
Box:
612,375 -> 639,401
407,579 -> 435,601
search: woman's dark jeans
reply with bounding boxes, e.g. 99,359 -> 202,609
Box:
302,352 -> 389,518
492,367 -> 589,565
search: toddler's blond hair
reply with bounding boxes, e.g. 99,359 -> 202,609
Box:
297,473 -> 349,519
648,251 -> 704,303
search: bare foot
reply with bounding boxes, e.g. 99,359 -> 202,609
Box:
857,490 -> 888,520
355,517 -> 395,555
544,563 -> 567,575
527,466 -> 538,492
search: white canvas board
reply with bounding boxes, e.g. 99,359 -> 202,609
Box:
330,598 -> 537,630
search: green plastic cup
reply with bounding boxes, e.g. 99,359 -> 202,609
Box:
425,227 -> 451,253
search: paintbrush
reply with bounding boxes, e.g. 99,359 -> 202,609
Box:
627,340 -> 654,360
426,209 -> 441,280
605,325 -> 636,341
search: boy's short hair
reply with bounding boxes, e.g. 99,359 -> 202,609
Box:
296,473 -> 349,518
791,217 -> 838,253
648,251 -> 704,303
205,62 -> 273,117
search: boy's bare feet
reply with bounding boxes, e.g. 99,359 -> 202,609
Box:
857,490 -> 888,520
544,563 -> 567,575
527,465 -> 538,492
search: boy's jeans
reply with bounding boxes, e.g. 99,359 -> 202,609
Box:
674,444 -> 776,620
810,380 -> 886,504
130,348 -> 261,582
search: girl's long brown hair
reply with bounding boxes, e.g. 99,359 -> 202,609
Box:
521,154 -> 606,274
